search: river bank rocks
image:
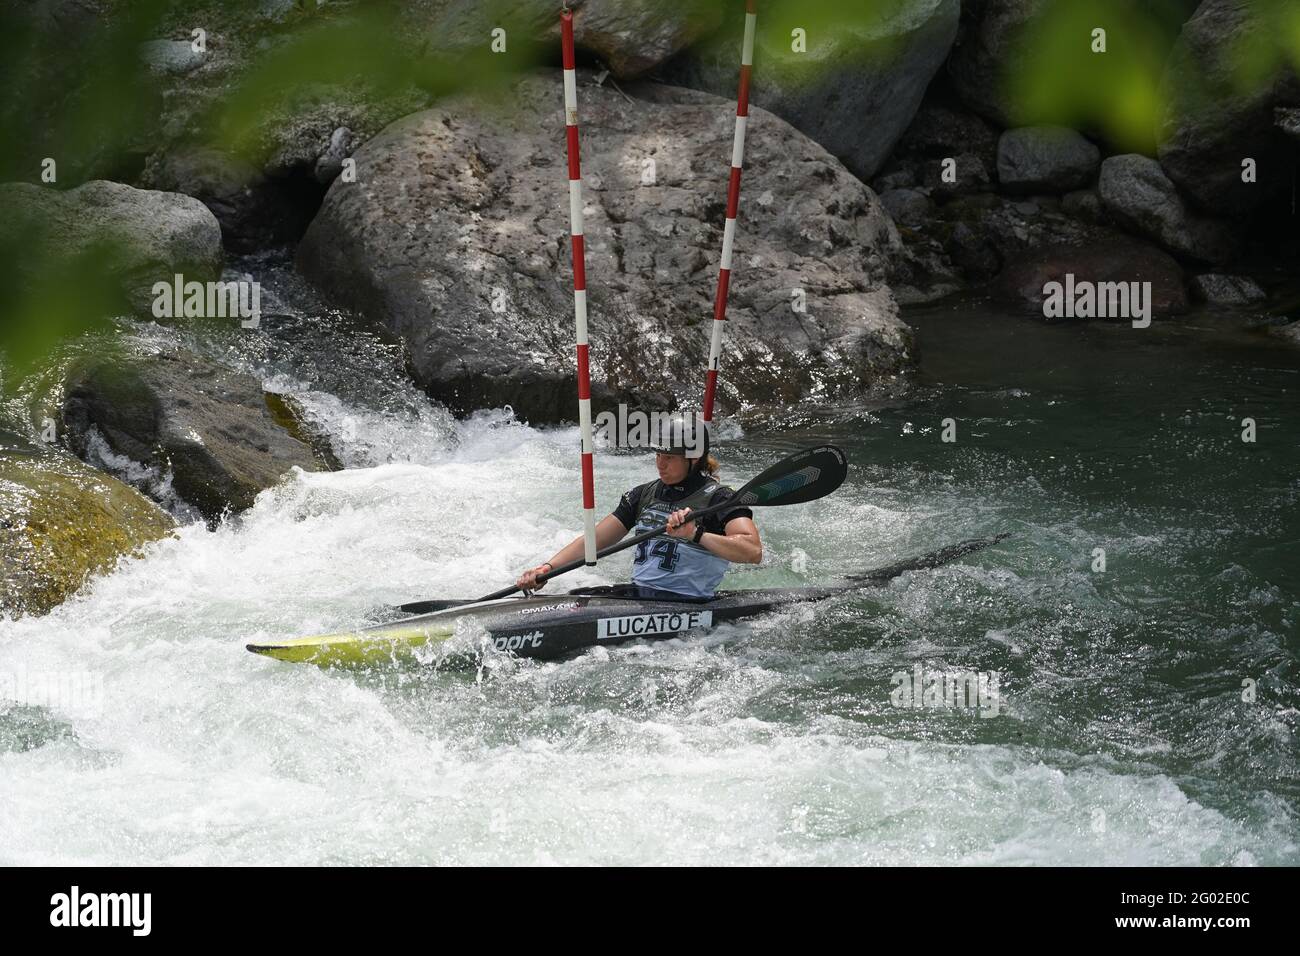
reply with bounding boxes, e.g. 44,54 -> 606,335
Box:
424,0 -> 726,78
1098,154 -> 1239,265
60,344 -> 325,525
298,72 -> 913,422
1157,0 -> 1300,218
0,439 -> 174,618
997,126 -> 1100,194
13,1 -> 734,256
142,147 -> 320,254
992,238 -> 1189,317
0,181 -> 223,317
660,0 -> 960,183
1190,273 -> 1267,305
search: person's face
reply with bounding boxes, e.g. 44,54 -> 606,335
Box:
655,451 -> 692,484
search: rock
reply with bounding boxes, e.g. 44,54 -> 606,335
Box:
313,127 -> 353,185
1190,273 -> 1267,305
993,238 -> 1188,316
571,0 -> 727,78
1157,0 -> 1300,216
139,39 -> 206,76
660,0 -> 960,181
872,169 -> 918,192
0,444 -> 174,617
5,0 -> 160,183
945,221 -> 1001,280
1269,320 -> 1300,347
919,153 -> 992,200
894,101 -> 1001,173
1097,154 -> 1239,265
1277,107 -> 1300,142
936,193 -> 1103,267
61,345 -> 323,525
425,0 -> 725,79
298,73 -> 913,422
141,148 -> 314,253
880,188 -> 934,225
1062,189 -> 1105,223
997,126 -> 1100,193
947,0 -> 1045,127
0,180 -> 223,316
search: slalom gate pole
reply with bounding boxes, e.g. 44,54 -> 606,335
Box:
701,0 -> 757,425
561,8 -> 597,564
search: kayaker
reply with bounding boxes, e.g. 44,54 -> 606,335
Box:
515,416 -> 762,600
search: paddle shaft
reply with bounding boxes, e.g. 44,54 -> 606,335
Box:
477,496 -> 743,601
393,445 -> 847,612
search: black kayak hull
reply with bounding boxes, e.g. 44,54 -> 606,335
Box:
246,534 -> 1010,666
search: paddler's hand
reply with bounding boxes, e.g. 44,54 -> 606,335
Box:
516,563 -> 553,592
664,508 -> 696,540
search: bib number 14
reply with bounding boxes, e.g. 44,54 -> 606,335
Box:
634,539 -> 680,571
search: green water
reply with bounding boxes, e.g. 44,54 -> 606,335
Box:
2,291 -> 1296,865
753,300 -> 1300,845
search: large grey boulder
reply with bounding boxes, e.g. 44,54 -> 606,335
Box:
61,345 -> 323,525
0,180 -> 223,315
1157,0 -> 1300,217
142,147 -> 316,253
1097,154 -> 1239,265
659,0 -> 960,182
298,73 -> 913,423
427,0 -> 725,78
950,0 -> 1202,135
946,0 -> 1045,128
997,126 -> 1100,193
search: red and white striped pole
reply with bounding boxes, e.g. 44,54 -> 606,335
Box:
702,0 -> 757,425
561,7 -> 597,566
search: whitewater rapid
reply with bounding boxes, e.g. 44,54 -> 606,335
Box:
1,400 -> 1290,865
2,274 -> 1297,865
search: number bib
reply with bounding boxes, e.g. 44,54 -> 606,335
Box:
630,479 -> 733,599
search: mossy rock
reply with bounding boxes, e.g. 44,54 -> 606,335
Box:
61,346 -> 323,525
0,449 -> 175,617
264,391 -> 341,471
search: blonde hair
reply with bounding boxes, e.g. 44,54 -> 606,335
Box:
697,454 -> 720,477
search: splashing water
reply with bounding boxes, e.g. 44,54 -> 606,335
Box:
1,281 -> 1297,865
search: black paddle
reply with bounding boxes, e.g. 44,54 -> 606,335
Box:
394,445 -> 848,614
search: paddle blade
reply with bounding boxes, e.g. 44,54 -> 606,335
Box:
845,532 -> 1012,583
732,445 -> 848,507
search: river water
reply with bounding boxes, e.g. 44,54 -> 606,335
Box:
2,267 -> 1297,865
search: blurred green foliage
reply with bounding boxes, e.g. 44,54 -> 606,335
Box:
0,222 -> 122,386
2,0 -> 1299,395
0,0 -> 170,184
1010,0 -> 1188,152
1225,0 -> 1300,94
692,0 -> 915,73
0,0 -> 547,392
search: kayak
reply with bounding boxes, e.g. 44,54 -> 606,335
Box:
247,534 -> 1009,667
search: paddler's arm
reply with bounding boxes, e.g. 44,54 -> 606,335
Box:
665,511 -> 763,564
516,514 -> 630,591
